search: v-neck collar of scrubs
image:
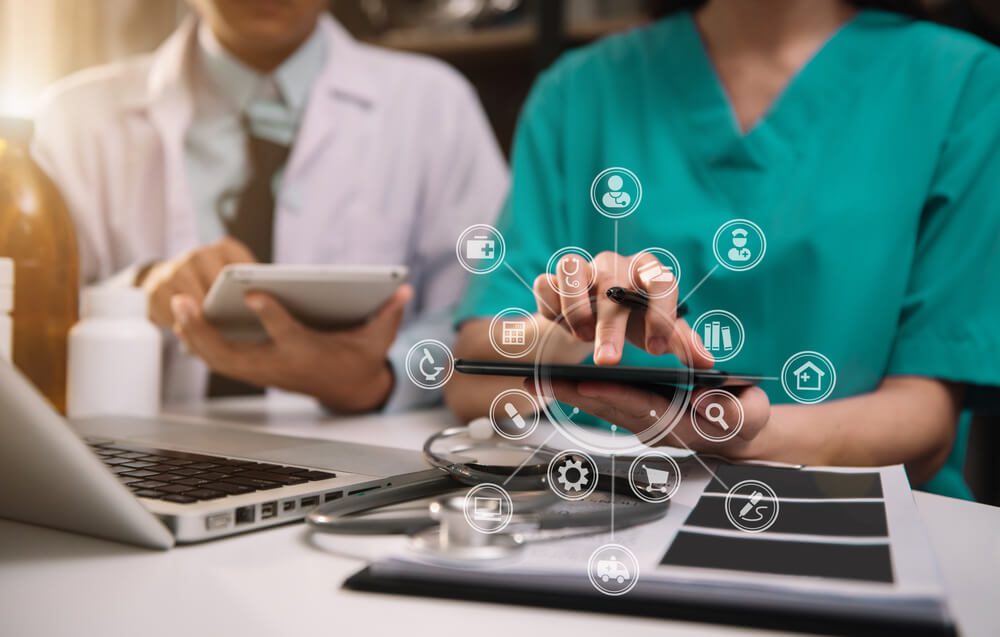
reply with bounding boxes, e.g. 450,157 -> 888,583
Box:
661,10 -> 868,172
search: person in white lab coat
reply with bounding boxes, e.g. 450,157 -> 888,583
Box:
31,0 -> 509,412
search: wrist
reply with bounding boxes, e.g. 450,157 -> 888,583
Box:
317,360 -> 394,414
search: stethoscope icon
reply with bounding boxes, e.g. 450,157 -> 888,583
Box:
561,256 -> 582,288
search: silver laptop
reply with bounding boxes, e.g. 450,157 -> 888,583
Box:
0,361 -> 448,549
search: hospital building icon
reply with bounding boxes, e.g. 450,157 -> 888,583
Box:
793,361 -> 825,392
781,351 -> 836,405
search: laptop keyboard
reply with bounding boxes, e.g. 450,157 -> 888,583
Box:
87,440 -> 336,505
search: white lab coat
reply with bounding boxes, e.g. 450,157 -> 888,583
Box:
32,15 -> 509,407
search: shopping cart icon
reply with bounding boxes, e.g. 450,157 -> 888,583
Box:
642,465 -> 672,494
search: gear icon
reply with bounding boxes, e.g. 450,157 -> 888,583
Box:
556,458 -> 591,492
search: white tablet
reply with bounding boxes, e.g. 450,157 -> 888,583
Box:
203,264 -> 409,341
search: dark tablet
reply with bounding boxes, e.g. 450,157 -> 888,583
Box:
454,360 -> 764,390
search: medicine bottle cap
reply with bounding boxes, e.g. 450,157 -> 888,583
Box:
81,286 -> 148,320
0,258 -> 12,313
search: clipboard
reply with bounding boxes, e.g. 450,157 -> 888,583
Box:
341,464 -> 956,637
343,566 -> 957,637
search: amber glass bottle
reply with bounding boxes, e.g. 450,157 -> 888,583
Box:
0,118 -> 79,414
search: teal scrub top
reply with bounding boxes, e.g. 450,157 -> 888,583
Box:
456,10 -> 1000,499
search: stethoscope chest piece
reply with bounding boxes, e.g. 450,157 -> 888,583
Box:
411,494 -> 525,561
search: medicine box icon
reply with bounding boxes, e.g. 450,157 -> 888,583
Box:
465,236 -> 496,260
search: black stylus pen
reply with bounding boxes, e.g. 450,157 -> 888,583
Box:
606,286 -> 689,318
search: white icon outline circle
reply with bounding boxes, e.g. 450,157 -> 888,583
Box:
488,307 -> 538,359
628,452 -> 682,503
713,219 -> 767,272
463,483 -> 514,534
588,543 -> 640,596
456,224 -> 506,275
547,449 -> 599,501
725,479 -> 779,534
591,167 -> 643,219
627,248 -> 682,299
690,309 -> 745,363
489,389 -> 540,441
690,389 -> 745,443
545,247 -> 596,298
781,351 -> 837,404
404,339 -> 454,390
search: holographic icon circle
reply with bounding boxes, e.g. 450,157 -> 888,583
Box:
463,483 -> 514,534
591,168 -> 642,219
713,219 -> 766,272
404,339 -> 454,390
690,389 -> 745,443
781,351 -> 836,404
725,480 -> 779,533
456,224 -> 506,274
628,452 -> 682,503
489,389 -> 540,440
588,544 -> 640,596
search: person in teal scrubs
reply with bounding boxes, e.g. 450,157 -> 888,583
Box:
445,0 -> 1000,498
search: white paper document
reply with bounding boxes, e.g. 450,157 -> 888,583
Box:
365,461 -> 953,630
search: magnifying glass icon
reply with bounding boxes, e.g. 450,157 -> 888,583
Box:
704,402 -> 730,431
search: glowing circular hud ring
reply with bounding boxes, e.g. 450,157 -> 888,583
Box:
590,167 -> 643,220
690,309 -> 744,363
463,483 -> 514,534
404,339 -> 455,390
627,248 -> 681,299
690,388 -> 744,443
532,298 -> 694,455
456,224 -> 506,275
488,308 -> 538,359
780,350 -> 837,404
628,452 -> 682,503
588,543 -> 640,596
725,480 -> 779,534
547,449 -> 599,501
545,247 -> 596,298
713,219 -> 767,272
489,389 -> 540,441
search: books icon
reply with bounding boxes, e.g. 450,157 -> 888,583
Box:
703,321 -> 733,353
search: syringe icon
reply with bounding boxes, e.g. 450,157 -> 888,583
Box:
739,490 -> 763,519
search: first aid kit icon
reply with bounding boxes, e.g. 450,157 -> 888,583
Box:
465,236 -> 496,260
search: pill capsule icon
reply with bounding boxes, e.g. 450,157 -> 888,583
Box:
503,401 -> 527,429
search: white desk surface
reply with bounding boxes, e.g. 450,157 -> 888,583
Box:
1,400 -> 998,637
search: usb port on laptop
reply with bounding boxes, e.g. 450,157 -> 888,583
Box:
300,496 -> 319,509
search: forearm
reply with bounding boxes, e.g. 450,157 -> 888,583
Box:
748,376 -> 963,483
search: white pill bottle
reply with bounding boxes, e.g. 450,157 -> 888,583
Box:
67,287 -> 161,418
0,257 -> 12,362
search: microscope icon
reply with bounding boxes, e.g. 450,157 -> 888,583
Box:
419,348 -> 445,382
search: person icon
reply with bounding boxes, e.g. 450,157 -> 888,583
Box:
601,175 -> 631,209
727,228 -> 752,262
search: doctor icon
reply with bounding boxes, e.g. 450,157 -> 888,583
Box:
601,175 -> 632,209
591,168 -> 642,219
714,219 -> 766,271
728,228 -> 752,262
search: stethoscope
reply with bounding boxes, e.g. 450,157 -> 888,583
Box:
306,420 -> 669,561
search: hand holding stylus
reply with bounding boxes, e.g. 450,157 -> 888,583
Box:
532,251 -> 714,367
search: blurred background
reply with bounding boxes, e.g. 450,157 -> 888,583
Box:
2,0 -> 999,152
0,0 -> 998,501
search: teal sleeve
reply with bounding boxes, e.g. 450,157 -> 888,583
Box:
886,49 -> 1000,388
455,67 -> 570,325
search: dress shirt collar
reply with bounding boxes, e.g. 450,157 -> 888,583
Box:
196,20 -> 327,112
